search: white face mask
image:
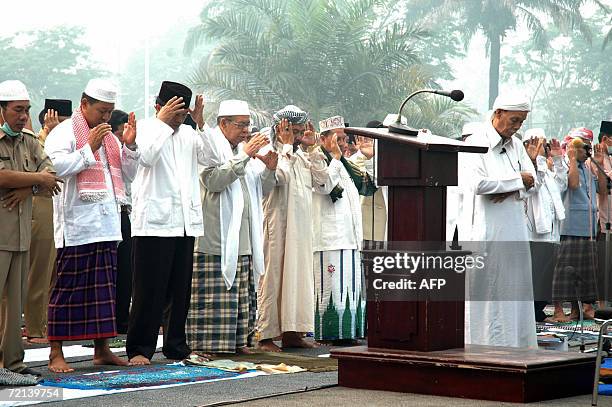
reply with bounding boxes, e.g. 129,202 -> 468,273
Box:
0,109 -> 20,137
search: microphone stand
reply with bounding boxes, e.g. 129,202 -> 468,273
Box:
589,152 -> 612,305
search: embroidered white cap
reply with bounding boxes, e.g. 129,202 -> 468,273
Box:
218,100 -> 250,117
0,80 -> 30,101
84,78 -> 118,103
492,92 -> 531,112
319,116 -> 345,133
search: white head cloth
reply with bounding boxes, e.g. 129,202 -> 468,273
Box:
84,79 -> 117,103
492,92 -> 531,112
0,80 -> 30,101
524,128 -> 546,139
218,100 -> 250,117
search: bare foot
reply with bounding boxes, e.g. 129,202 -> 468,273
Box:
584,303 -> 595,319
236,346 -> 255,355
27,337 -> 49,345
94,349 -> 129,367
192,351 -> 212,360
281,333 -> 319,348
552,313 -> 571,323
258,339 -> 282,352
48,349 -> 74,373
128,355 -> 151,366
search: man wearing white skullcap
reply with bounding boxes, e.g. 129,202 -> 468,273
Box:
44,79 -> 139,372
186,100 -> 276,355
463,91 -> 539,348
0,80 -> 61,377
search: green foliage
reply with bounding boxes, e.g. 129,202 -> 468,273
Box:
501,12 -> 612,138
185,0 -> 475,136
0,26 -> 105,128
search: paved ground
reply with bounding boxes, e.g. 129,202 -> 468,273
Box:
9,337 -> 612,406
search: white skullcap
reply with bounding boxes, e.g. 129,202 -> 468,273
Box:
492,92 -> 531,112
319,116 -> 345,133
218,100 -> 250,117
524,128 -> 546,139
84,78 -> 118,103
0,80 -> 30,101
461,122 -> 482,136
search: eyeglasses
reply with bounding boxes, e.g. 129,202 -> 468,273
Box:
228,120 -> 251,129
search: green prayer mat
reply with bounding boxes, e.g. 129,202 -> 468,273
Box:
209,351 -> 337,373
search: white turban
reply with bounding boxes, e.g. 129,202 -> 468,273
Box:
492,92 -> 531,112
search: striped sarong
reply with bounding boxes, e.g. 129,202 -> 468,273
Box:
186,254 -> 255,353
47,242 -> 117,341
313,249 -> 366,341
552,236 -> 599,302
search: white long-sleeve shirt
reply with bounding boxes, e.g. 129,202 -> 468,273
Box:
45,119 -> 139,248
131,119 -> 213,238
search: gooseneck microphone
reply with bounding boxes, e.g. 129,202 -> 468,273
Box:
388,89 -> 465,136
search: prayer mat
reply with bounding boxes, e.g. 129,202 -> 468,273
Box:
599,358 -> 612,394
41,364 -> 241,391
209,351 -> 337,373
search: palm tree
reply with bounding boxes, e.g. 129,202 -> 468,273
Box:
184,0 -> 475,136
414,0 -> 605,108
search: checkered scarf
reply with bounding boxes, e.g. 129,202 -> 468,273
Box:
72,108 -> 126,203
269,105 -> 308,148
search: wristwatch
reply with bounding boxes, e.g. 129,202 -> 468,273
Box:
32,185 -> 40,195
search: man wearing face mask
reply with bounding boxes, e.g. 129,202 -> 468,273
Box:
464,92 -> 539,348
44,79 -> 139,373
0,80 -> 61,378
127,81 -> 210,366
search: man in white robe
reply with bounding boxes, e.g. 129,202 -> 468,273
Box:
257,105 -> 337,352
464,93 -> 538,348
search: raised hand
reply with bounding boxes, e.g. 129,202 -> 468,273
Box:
526,137 -> 544,161
122,112 -> 137,146
189,95 -> 205,130
594,143 -> 605,165
567,143 -> 577,162
301,121 -> 317,146
44,109 -> 60,133
256,150 -> 279,170
37,168 -> 63,195
243,133 -> 269,157
322,133 -> 342,160
549,139 -> 562,157
1,187 -> 32,211
157,96 -> 186,126
356,136 -> 374,159
88,123 -> 112,152
276,119 -> 294,145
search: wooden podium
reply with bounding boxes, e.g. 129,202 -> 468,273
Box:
330,127 -> 596,403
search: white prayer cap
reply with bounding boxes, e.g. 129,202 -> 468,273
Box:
84,78 -> 118,103
461,122 -> 482,136
524,128 -> 546,139
492,92 -> 531,112
0,80 -> 30,101
319,116 -> 345,133
218,100 -> 250,117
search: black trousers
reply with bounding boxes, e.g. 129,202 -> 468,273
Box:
115,210 -> 133,334
126,235 -> 195,360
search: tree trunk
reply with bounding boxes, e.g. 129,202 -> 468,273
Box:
488,33 -> 501,109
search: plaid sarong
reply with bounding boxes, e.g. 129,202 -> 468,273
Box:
186,254 -> 255,353
552,236 -> 599,302
47,242 -> 117,341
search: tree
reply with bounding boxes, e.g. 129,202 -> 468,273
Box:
184,0 -> 475,136
0,26 -> 106,128
417,0 -> 605,108
501,12 -> 612,137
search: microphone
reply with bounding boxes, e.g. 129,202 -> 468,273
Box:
500,147 -> 507,154
389,89 -> 465,136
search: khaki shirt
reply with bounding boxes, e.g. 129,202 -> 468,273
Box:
0,128 -> 54,251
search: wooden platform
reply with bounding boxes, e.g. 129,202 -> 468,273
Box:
331,345 -> 596,403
